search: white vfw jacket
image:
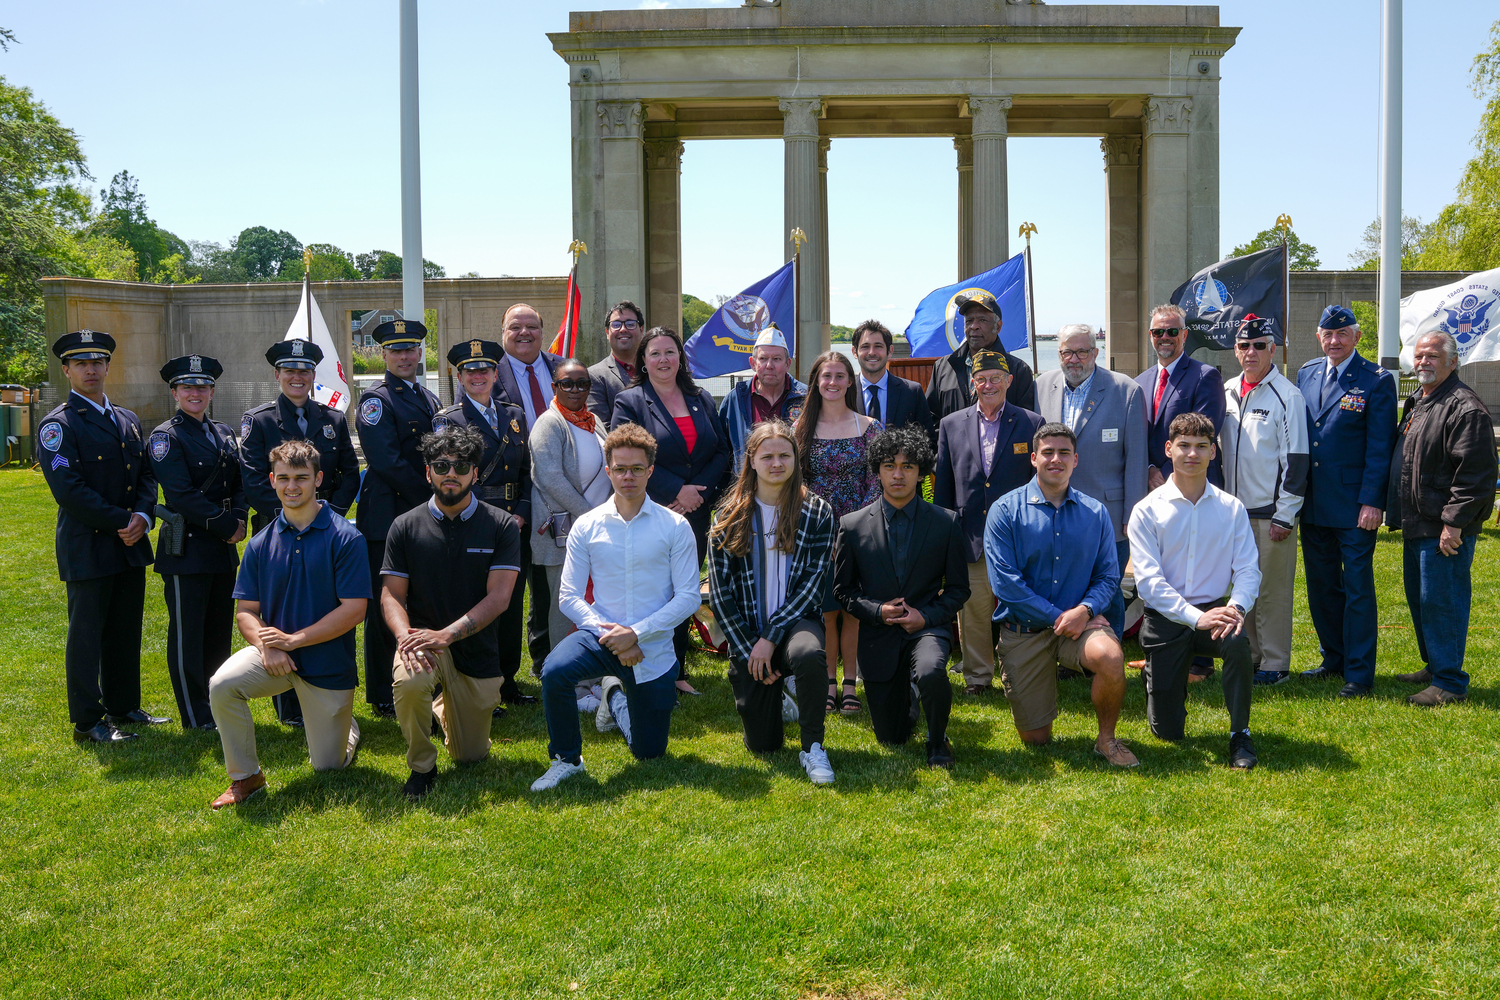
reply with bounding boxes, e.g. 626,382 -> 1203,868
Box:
1221,366 -> 1310,529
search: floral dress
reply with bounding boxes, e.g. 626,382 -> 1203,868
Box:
807,420 -> 884,519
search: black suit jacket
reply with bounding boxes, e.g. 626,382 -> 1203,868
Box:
495,350 -> 565,433
861,373 -> 934,442
926,344 -> 1037,421
933,403 -> 1046,562
1135,354 -> 1226,482
354,371 -> 441,541
610,382 -> 732,517
833,498 -> 970,682
587,355 -> 632,422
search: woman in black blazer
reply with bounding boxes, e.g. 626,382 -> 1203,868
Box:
610,326 -> 732,692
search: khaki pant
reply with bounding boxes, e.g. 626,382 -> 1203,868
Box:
998,625 -> 1116,732
1245,518 -> 1298,674
392,648 -> 502,774
209,646 -> 360,781
956,560 -> 999,688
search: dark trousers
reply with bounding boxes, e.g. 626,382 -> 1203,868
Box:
363,540 -> 395,706
1139,604 -> 1253,739
865,632 -> 952,747
494,534 -> 528,696
1404,535 -> 1476,695
523,528 -> 549,668
161,571 -> 235,729
540,631 -> 677,761
1301,523 -> 1379,687
65,567 -> 146,728
726,619 -> 827,753
1103,537 -> 1131,637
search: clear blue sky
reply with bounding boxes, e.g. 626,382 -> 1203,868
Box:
3,1 -> 1493,340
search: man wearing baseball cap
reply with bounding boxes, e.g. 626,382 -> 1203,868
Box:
925,289 -> 1036,424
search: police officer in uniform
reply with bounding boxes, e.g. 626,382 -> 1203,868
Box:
435,339 -> 536,705
240,338 -> 361,725
354,319 -> 441,716
39,330 -> 169,743
147,355 -> 248,731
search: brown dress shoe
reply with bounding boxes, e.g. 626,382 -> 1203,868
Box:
1407,685 -> 1465,707
211,771 -> 267,810
1395,668 -> 1432,684
964,684 -> 990,696
1094,737 -> 1140,768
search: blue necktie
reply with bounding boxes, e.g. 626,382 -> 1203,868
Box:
1322,365 -> 1339,409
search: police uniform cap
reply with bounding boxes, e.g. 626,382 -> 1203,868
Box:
971,350 -> 1010,375
1319,305 -> 1357,331
447,339 -> 503,370
266,338 -> 323,369
1236,314 -> 1272,340
373,319 -> 427,349
52,329 -> 116,362
160,354 -> 224,386
955,290 -> 1002,319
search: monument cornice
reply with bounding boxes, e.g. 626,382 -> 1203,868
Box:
550,25 -> 1240,54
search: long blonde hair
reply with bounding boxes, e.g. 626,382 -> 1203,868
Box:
710,421 -> 805,557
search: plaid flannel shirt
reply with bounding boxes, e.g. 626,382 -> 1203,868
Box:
708,493 -> 836,662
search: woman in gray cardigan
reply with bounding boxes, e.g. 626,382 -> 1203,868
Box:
529,359 -> 613,658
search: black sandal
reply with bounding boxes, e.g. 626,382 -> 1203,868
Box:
826,683 -> 839,712
840,679 -> 862,715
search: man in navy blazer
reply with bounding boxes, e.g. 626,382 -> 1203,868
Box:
1295,305 -> 1397,696
853,320 -> 934,441
1135,303 -> 1226,490
934,350 -> 1045,693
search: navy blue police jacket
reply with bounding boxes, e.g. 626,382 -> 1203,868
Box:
147,410 -> 248,576
354,372 -> 442,541
239,395 -> 361,519
433,394 -> 532,523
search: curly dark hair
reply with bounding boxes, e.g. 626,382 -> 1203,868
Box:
420,425 -> 485,466
866,424 -> 933,478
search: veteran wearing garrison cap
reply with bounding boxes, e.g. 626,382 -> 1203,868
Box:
39,330 -> 169,743
147,355 -> 248,731
239,337 -> 361,726
353,319 -> 442,716
434,339 -> 535,705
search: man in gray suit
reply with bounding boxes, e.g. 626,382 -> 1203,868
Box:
1034,324 -> 1148,636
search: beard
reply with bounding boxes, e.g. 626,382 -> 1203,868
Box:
435,480 -> 475,506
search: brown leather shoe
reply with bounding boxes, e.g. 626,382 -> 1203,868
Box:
1094,737 -> 1140,768
211,771 -> 267,810
1407,685 -> 1465,707
964,684 -> 990,696
1395,668 -> 1432,684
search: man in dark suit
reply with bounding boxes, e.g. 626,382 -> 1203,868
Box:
353,319 -> 442,715
835,424 -> 971,767
853,319 -> 934,440
934,350 -> 1045,694
38,330 -> 168,743
925,290 -> 1036,421
1134,303 -> 1226,491
1295,305 -> 1396,695
587,299 -> 643,422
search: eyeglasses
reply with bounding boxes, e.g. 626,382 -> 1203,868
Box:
428,461 -> 473,475
553,378 -> 592,391
1150,328 -> 1182,338
608,320 -> 641,331
609,465 -> 649,476
1059,349 -> 1094,360
1235,341 -> 1272,352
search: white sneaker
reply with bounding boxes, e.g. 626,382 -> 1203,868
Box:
799,742 -> 835,785
782,690 -> 799,723
530,756 -> 586,792
596,675 -> 623,733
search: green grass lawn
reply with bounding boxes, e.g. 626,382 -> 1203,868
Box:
2,466 -> 1498,999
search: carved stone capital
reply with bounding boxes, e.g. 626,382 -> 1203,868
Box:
1100,134 -> 1142,167
953,136 -> 974,169
965,96 -> 1012,138
597,100 -> 644,140
1142,97 -> 1192,137
778,98 -> 824,138
818,136 -> 831,167
643,139 -> 684,171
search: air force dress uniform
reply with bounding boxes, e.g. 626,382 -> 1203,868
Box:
148,355 -> 248,730
354,320 -> 442,711
39,330 -> 166,742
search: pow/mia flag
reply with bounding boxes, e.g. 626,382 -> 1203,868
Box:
1170,244 -> 1287,353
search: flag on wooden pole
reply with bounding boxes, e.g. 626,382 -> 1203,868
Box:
548,240 -> 587,358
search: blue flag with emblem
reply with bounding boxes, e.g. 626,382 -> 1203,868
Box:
904,253 -> 1030,358
685,260 -> 796,379
1170,244 -> 1287,353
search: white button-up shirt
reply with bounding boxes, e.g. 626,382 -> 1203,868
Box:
1127,478 -> 1261,628
506,354 -> 553,428
558,495 -> 701,683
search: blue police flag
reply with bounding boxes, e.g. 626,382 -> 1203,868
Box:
904,252 -> 1030,358
1170,244 -> 1287,352
684,259 -> 796,378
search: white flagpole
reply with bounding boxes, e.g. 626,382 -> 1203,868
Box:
1377,0 -> 1402,370
400,0 -> 425,331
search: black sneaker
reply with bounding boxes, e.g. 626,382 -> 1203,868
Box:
1229,732 -> 1258,770
926,736 -> 955,769
372,703 -> 397,718
403,768 -> 437,800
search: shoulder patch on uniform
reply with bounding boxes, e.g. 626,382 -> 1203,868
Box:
149,431 -> 171,462
241,415 -> 253,439
39,422 -> 64,452
322,423 -> 336,439
360,397 -> 384,426
432,414 -> 450,431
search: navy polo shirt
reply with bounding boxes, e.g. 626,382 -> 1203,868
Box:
233,502 -> 371,690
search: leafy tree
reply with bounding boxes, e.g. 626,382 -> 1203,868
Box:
233,226 -> 301,280
1230,223 -> 1321,270
278,243 -> 359,282
0,70 -> 90,298
681,292 -> 715,335
95,170 -> 189,280
355,249 -> 445,280
1348,215 -> 1429,270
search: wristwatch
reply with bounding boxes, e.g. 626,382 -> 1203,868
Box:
1229,603 -> 1246,616
1081,602 -> 1095,618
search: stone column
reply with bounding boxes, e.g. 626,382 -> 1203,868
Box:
967,96 -> 1012,273
780,98 -> 826,378
1101,134 -> 1143,374
1141,96 -> 1192,339
818,137 -> 831,341
596,100 -> 648,358
644,137 -> 685,338
954,136 -> 974,280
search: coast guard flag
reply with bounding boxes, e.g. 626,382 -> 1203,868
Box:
1170,244 -> 1286,353
904,253 -> 1029,358
283,280 -> 351,411
1399,266 -> 1500,368
685,259 -> 795,378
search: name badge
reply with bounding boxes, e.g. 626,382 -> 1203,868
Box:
1013,442 -> 1029,454
1101,428 -> 1119,443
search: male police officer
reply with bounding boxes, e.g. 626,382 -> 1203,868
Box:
240,337 -> 360,725
435,339 -> 535,705
148,355 -> 248,731
354,319 -> 442,716
39,330 -> 168,743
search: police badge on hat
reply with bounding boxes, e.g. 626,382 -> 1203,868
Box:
292,340 -> 305,357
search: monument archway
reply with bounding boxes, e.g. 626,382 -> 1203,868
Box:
550,1 -> 1239,377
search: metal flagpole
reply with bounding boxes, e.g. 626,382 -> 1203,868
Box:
790,227 -> 806,379
1377,0 -> 1402,371
303,248 -> 313,341
1276,214 -> 1292,374
1019,222 -> 1039,372
399,0 -> 425,331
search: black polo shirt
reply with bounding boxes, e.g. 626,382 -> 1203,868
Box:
381,494 -> 521,678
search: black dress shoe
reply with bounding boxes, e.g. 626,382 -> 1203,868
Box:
106,709 -> 170,726
73,721 -> 138,744
1337,682 -> 1372,699
926,736 -> 955,769
1229,732 -> 1258,770
371,703 -> 397,718
492,705 -> 508,719
403,768 -> 437,800
282,715 -> 305,728
1300,665 -> 1344,680
193,721 -> 219,731
502,692 -> 538,705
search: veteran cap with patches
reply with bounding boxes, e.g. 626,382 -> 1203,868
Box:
1236,314 -> 1273,340
753,325 -> 789,353
373,319 -> 427,349
1319,304 -> 1358,331
954,289 -> 1002,319
266,338 -> 323,369
52,329 -> 116,362
160,354 -> 224,386
971,349 -> 1010,375
446,339 -> 502,370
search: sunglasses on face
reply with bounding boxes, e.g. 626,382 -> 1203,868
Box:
428,461 -> 473,476
1150,328 -> 1182,338
553,378 -> 592,391
1235,341 -> 1272,352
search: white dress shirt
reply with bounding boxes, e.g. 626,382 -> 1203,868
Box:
506,354 -> 553,428
1127,478 -> 1261,628
558,495 -> 701,683
858,370 -> 890,417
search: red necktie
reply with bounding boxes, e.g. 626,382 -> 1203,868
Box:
1153,366 -> 1170,416
527,364 -> 547,420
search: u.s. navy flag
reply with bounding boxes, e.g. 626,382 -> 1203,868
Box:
904,252 -> 1029,358
684,259 -> 795,378
1170,244 -> 1287,352
1399,266 -> 1500,367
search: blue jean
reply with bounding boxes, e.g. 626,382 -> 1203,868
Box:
1403,534 -> 1476,695
1104,538 -> 1131,637
540,631 -> 678,761
1301,523 -> 1380,687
